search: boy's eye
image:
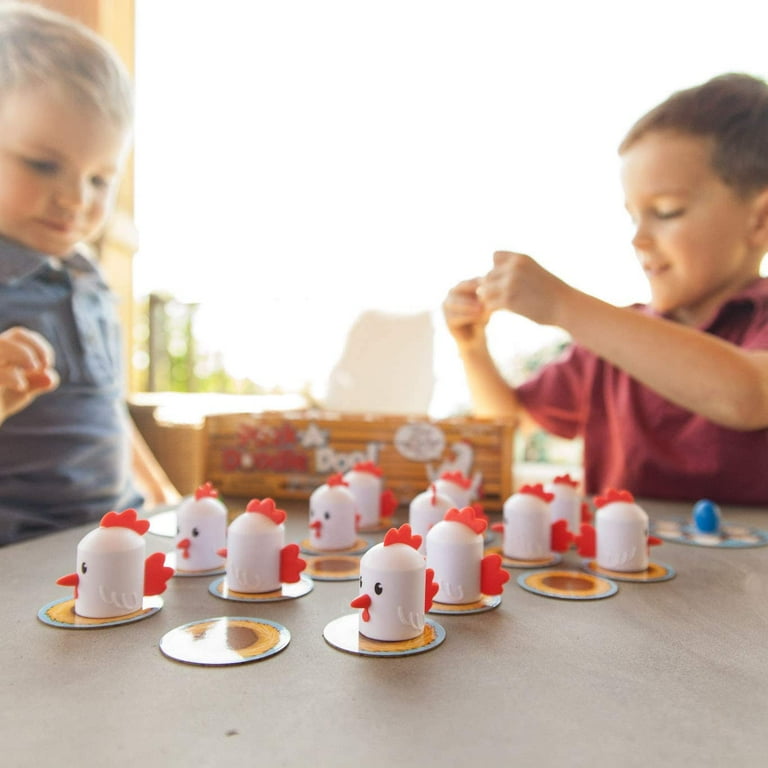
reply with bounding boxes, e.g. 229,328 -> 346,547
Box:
24,158 -> 58,175
655,208 -> 684,220
90,175 -> 111,190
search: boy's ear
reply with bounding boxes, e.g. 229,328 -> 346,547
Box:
748,187 -> 768,251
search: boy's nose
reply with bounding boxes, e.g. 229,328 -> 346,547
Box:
631,224 -> 653,251
54,176 -> 89,209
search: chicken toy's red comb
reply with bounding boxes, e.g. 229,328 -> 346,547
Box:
194,481 -> 219,500
552,473 -> 580,488
444,506 -> 487,535
100,509 -> 149,535
383,523 -> 422,550
595,488 -> 635,508
325,473 -> 349,488
245,498 -> 287,525
439,471 -> 472,489
518,483 -> 555,503
351,461 -> 382,477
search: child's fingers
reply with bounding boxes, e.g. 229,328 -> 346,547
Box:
0,365 -> 30,392
0,326 -> 56,370
24,368 -> 59,392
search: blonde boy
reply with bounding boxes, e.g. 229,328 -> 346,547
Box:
0,3 -> 176,545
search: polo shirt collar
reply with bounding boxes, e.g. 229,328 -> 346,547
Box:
0,236 -> 99,286
704,277 -> 768,330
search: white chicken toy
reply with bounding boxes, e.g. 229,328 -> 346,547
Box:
308,473 -> 359,551
426,507 -> 510,605
343,461 -> 397,530
544,473 -> 584,534
408,483 -> 456,554
350,524 -> 439,642
56,509 -> 174,619
218,498 -> 306,593
174,481 -> 227,572
575,489 -> 662,572
434,470 -> 477,509
493,484 -> 572,561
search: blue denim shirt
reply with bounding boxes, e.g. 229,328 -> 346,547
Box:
0,237 -> 143,545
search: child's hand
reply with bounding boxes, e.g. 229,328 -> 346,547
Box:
442,277 -> 492,348
477,251 -> 570,326
0,326 -> 59,424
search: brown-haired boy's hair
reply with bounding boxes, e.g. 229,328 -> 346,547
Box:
619,73 -> 768,196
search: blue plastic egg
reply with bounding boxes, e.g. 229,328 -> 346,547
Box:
692,499 -> 721,534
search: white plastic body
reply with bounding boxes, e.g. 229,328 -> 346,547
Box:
595,501 -> 649,572
356,542 -> 426,641
73,526 -> 145,618
546,481 -> 581,533
343,469 -> 382,528
426,520 -> 483,604
225,512 -> 284,592
174,495 -> 227,571
308,483 -> 358,550
501,493 -> 551,560
408,488 -> 455,553
433,477 -> 474,509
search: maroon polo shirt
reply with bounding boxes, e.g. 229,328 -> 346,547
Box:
516,278 -> 768,505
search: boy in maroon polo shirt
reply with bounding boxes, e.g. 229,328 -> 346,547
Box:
443,73 -> 768,505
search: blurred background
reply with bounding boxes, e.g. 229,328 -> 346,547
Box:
131,0 -> 768,418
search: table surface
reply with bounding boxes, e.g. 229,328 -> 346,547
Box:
2,498 -> 767,768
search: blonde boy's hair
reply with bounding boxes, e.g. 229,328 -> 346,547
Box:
0,1 -> 133,129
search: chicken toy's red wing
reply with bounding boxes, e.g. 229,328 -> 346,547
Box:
380,489 -> 398,519
550,519 -> 573,552
144,552 -> 175,596
574,523 -> 597,558
425,568 -> 439,611
480,553 -> 510,596
279,543 -> 307,584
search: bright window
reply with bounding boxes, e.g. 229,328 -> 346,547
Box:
133,0 -> 768,415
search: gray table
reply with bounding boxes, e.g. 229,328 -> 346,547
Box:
2,499 -> 767,767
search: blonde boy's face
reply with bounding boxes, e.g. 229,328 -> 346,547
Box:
621,130 -> 765,327
0,84 -> 129,258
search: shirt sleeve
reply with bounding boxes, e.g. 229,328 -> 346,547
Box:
515,343 -> 594,440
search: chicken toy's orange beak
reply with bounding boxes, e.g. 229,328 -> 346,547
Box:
350,593 -> 372,622
56,572 -> 79,599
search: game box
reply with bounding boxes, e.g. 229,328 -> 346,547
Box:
203,411 -> 515,510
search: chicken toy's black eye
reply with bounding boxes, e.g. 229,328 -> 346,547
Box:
324,511 -> 331,520
80,562 -> 87,575
374,582 -> 383,595
192,527 -> 200,537
359,576 -> 363,588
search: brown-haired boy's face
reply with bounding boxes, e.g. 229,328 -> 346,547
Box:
621,130 -> 765,327
0,84 -> 129,258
